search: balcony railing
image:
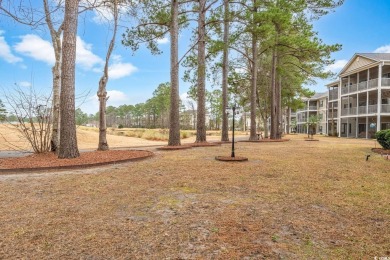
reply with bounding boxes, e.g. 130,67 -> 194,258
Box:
350,107 -> 357,115
308,106 -> 317,110
368,78 -> 378,89
297,118 -> 307,123
340,78 -> 389,95
350,83 -> 358,93
382,104 -> 390,113
358,106 -> 367,114
368,105 -> 377,113
358,81 -> 367,91
382,78 -> 390,87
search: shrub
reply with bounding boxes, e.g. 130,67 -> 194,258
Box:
375,129 -> 390,149
118,124 -> 124,129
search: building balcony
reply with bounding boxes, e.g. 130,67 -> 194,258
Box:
341,105 -> 379,116
340,78 -> 390,95
308,106 -> 317,110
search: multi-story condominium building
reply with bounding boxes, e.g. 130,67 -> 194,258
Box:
295,92 -> 328,134
327,53 -> 390,138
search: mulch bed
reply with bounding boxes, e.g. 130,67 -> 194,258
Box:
371,148 -> 390,155
0,150 -> 153,172
215,156 -> 248,162
189,142 -> 221,147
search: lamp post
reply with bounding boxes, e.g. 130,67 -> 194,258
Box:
227,104 -> 239,158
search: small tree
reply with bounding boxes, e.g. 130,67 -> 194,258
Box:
306,115 -> 320,139
2,86 -> 53,153
375,130 -> 390,150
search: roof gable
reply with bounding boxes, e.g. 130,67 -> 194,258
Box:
339,54 -> 377,76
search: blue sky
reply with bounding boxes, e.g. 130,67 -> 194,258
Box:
1,0 -> 390,114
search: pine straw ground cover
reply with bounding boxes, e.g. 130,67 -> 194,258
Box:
0,135 -> 389,259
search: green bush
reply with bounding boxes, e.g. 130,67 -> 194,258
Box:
118,124 -> 124,129
375,129 -> 390,149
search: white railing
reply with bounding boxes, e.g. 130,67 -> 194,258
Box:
298,118 -> 307,123
350,84 -> 357,93
368,78 -> 378,89
341,109 -> 348,116
290,112 -> 297,117
349,107 -> 357,115
382,78 -> 390,87
358,81 -> 367,91
368,105 -> 378,113
342,87 -> 349,94
358,106 -> 367,114
308,106 -> 317,110
382,104 -> 390,113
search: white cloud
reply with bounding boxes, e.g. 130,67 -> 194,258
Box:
76,36 -> 104,70
326,59 -> 348,73
14,34 -> 55,65
157,37 -> 169,44
14,34 -> 104,71
374,44 -> 390,53
18,81 -> 32,87
107,90 -> 128,103
108,62 -> 138,79
0,32 -> 23,64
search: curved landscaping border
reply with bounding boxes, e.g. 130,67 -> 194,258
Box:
157,145 -> 193,151
0,150 -> 154,174
189,142 -> 221,147
238,139 -> 290,143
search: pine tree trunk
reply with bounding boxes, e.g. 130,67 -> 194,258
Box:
249,3 -> 258,141
196,0 -> 207,143
221,0 -> 229,142
286,107 -> 291,134
168,0 -> 181,146
276,76 -> 282,138
270,47 -> 278,139
58,0 -> 79,159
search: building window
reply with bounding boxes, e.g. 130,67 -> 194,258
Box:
342,123 -> 347,134
319,126 -> 323,132
319,100 -> 323,107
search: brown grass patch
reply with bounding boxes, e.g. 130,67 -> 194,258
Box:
0,135 -> 389,258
